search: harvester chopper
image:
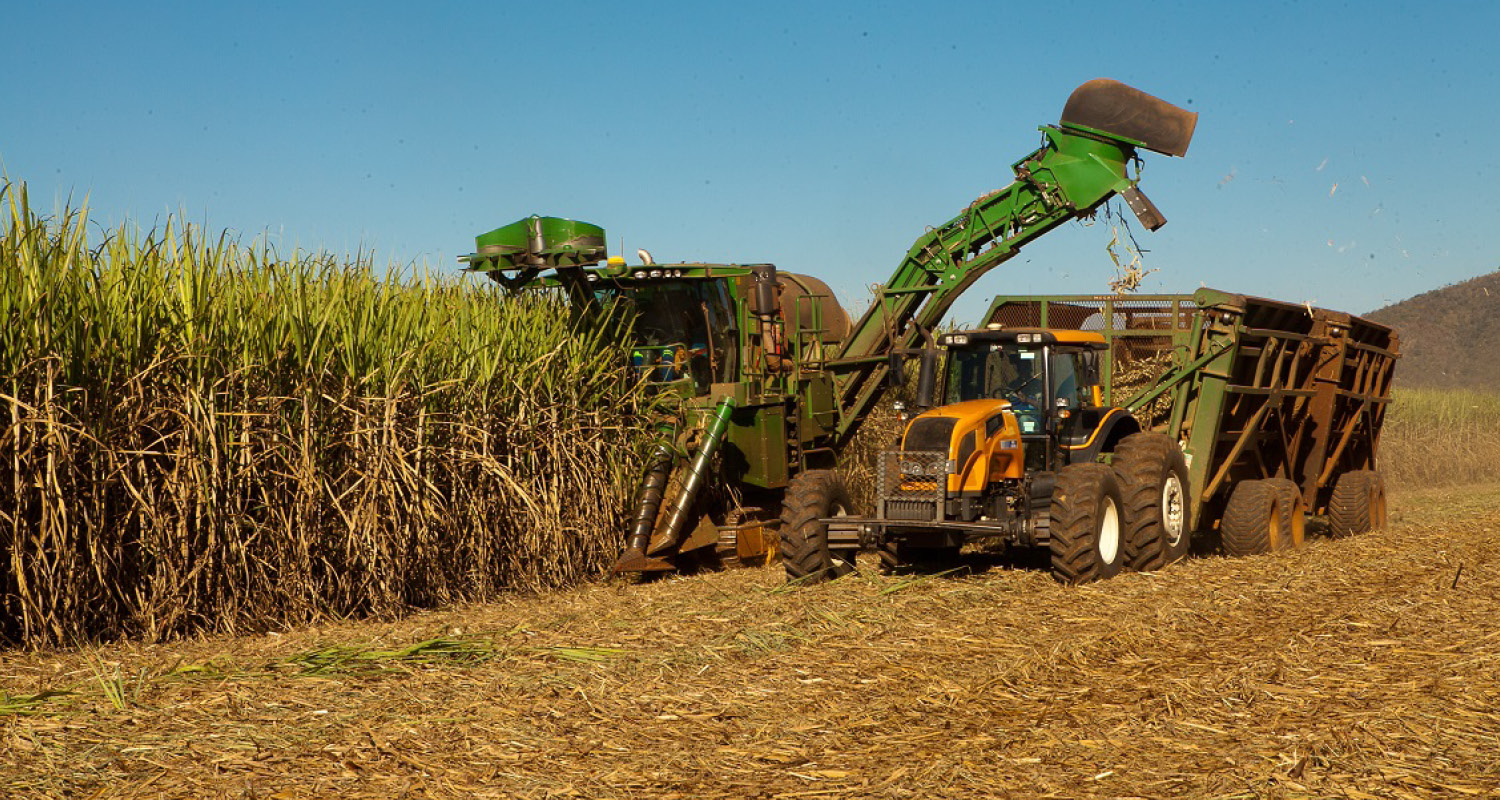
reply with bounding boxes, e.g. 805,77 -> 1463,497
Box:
459,79 -> 1198,576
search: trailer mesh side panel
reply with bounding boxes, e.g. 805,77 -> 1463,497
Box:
987,295 -> 1196,423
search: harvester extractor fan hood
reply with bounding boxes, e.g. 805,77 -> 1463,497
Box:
1060,78 -> 1198,158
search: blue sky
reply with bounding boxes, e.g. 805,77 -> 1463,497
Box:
3,1 -> 1497,322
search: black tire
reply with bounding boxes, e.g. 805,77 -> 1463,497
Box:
1113,433 -> 1192,572
1328,470 -> 1386,538
780,470 -> 856,583
1264,478 -> 1306,550
1049,463 -> 1127,584
1221,479 -> 1283,556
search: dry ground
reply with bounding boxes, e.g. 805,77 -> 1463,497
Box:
3,484 -> 1499,799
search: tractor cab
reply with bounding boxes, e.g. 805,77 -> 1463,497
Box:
931,327 -> 1109,473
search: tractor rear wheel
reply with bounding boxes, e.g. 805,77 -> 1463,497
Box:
780,470 -> 856,583
1328,470 -> 1387,538
1113,433 -> 1191,572
1264,478 -> 1306,550
1049,463 -> 1127,584
1221,479 -> 1283,556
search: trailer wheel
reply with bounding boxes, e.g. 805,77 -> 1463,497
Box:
1113,433 -> 1191,572
1328,470 -> 1387,538
1049,463 -> 1126,584
780,470 -> 856,583
1264,478 -> 1306,550
1221,479 -> 1284,556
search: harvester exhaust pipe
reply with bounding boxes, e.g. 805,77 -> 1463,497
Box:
1060,78 -> 1198,158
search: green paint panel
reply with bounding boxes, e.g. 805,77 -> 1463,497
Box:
724,404 -> 788,489
468,215 -> 607,271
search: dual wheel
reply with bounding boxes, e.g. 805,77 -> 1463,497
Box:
1221,478 -> 1306,556
1220,469 -> 1386,556
1050,432 -> 1190,585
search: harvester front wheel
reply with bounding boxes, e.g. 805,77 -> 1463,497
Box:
1265,478 -> 1307,550
1049,463 -> 1126,584
1221,479 -> 1283,556
1113,433 -> 1191,572
1328,470 -> 1387,538
780,470 -> 856,583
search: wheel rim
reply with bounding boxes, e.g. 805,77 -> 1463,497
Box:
1160,473 -> 1186,548
1372,485 -> 1387,530
1289,500 -> 1306,548
1267,499 -> 1282,551
1098,497 -> 1121,565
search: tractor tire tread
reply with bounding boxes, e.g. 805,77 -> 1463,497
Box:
1049,463 -> 1124,585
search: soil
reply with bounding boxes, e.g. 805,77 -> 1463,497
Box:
3,483 -> 1499,799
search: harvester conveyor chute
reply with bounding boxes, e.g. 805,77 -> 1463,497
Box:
826,79 -> 1196,444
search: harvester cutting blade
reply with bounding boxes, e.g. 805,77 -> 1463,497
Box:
611,546 -> 678,573
1061,79 -> 1198,157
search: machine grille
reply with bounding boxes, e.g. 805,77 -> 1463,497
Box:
878,450 -> 947,521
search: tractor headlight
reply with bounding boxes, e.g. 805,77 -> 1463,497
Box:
944,334 -> 969,346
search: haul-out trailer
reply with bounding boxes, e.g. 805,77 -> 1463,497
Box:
817,289 -> 1398,583
459,79 -> 1199,575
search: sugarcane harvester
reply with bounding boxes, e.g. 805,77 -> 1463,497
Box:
458,79 -> 1197,575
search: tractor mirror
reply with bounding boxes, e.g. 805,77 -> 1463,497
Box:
888,351 -> 906,389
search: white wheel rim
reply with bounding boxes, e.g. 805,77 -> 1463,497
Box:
1161,474 -> 1186,547
1099,497 -> 1121,564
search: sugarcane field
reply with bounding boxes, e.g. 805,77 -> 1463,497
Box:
5,6 -> 1500,799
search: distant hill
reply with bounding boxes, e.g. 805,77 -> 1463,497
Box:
1366,269 -> 1500,390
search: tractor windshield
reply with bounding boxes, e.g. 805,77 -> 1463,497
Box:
944,344 -> 1047,434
